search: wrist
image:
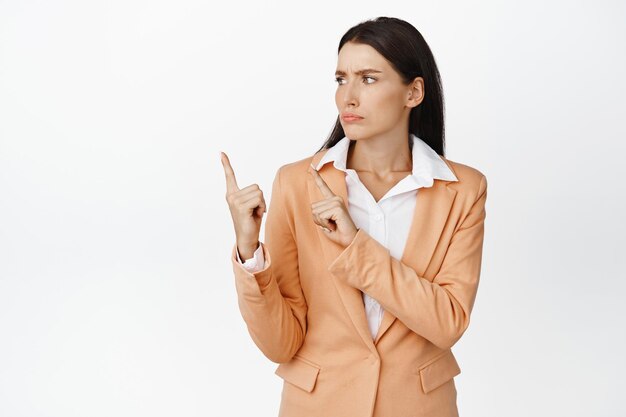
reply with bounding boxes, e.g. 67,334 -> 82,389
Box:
237,240 -> 260,261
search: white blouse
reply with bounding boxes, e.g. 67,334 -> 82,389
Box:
236,133 -> 458,339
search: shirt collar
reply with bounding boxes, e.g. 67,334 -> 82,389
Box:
314,133 -> 458,187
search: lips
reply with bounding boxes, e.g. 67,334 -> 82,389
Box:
341,112 -> 363,121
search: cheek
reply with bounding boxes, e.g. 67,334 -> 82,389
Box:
375,88 -> 403,106
369,91 -> 403,120
335,92 -> 344,113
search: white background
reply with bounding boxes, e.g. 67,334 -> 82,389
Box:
1,1 -> 625,416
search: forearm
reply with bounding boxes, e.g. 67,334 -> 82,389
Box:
231,243 -> 307,363
328,177 -> 487,350
329,229 -> 481,349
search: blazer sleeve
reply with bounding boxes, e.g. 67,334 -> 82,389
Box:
230,166 -> 307,363
236,242 -> 266,272
328,175 -> 488,350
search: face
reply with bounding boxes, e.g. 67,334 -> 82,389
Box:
334,41 -> 424,141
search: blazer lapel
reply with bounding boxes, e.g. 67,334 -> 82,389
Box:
374,177 -> 457,344
307,151 -> 458,350
307,152 -> 377,354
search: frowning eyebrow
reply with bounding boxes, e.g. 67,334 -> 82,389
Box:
335,68 -> 383,76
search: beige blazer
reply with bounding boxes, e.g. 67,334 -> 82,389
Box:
230,148 -> 487,417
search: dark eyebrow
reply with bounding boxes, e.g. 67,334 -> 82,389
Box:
335,68 -> 383,76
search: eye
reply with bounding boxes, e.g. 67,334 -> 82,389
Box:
363,76 -> 376,84
334,76 -> 376,85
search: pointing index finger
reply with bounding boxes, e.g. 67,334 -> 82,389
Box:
309,163 -> 335,198
220,152 -> 240,193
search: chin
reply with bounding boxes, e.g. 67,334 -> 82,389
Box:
342,126 -> 365,140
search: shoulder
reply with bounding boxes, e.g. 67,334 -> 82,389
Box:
441,156 -> 487,201
273,150 -> 328,185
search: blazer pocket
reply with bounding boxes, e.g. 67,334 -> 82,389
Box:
417,350 -> 461,394
274,354 -> 321,393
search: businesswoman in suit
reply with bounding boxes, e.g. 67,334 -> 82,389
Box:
221,16 -> 487,417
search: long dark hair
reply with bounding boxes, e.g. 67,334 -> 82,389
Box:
316,17 -> 447,156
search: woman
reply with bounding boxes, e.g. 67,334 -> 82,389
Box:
221,16 -> 487,417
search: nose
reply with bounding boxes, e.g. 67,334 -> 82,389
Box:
341,80 -> 359,107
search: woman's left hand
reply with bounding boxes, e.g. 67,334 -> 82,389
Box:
309,163 -> 359,248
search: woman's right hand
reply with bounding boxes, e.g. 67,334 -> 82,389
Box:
220,151 -> 267,260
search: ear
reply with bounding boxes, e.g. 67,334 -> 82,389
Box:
407,76 -> 425,108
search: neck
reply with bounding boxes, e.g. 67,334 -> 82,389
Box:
346,132 -> 412,178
